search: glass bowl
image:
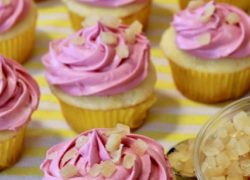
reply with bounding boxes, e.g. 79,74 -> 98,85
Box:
194,96 -> 250,180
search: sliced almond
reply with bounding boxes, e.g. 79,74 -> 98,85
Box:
111,144 -> 124,163
125,29 -> 135,44
2,0 -> 10,6
89,164 -> 102,177
60,164 -> 78,179
75,135 -> 89,149
122,153 -> 136,169
125,21 -> 142,44
61,149 -> 77,165
47,151 -> 57,160
82,15 -> 100,27
71,36 -> 85,46
131,139 -> 148,156
105,124 -> 131,137
187,0 -> 204,11
116,124 -> 130,135
226,12 -> 240,25
199,3 -> 216,23
105,133 -> 122,152
129,21 -> 143,35
100,31 -> 117,45
116,44 -> 129,59
101,160 -> 116,178
197,33 -> 211,46
101,16 -> 121,29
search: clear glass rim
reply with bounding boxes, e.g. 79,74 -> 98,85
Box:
194,96 -> 250,180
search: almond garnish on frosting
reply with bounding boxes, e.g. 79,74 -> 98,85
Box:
106,133 -> 122,152
89,161 -> 116,178
131,139 -> 148,156
75,135 -> 89,149
2,0 -> 10,6
71,36 -> 85,46
226,12 -> 240,25
125,21 -> 143,44
61,149 -> 78,165
60,164 -> 78,179
187,0 -> 205,11
89,164 -> 102,177
116,44 -> 129,59
199,3 -> 216,23
197,33 -> 211,46
101,16 -> 121,29
101,160 -> 116,178
123,153 -> 136,169
100,31 -> 117,45
111,144 -> 124,163
47,151 -> 58,160
82,15 -> 100,27
106,123 -> 131,137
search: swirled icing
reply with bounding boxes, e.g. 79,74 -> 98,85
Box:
173,1 -> 250,59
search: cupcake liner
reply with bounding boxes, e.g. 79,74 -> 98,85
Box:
0,11 -> 37,64
179,0 -> 250,10
67,2 -> 151,31
168,59 -> 250,103
0,126 -> 26,170
57,94 -> 156,133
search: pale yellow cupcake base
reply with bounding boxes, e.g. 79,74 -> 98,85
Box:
67,2 -> 151,31
179,0 -> 250,11
0,2 -> 37,64
168,59 -> 250,103
57,93 -> 156,133
0,126 -> 26,170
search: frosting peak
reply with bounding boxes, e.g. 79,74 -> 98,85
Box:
173,1 -> 250,59
0,56 -> 40,131
40,127 -> 173,180
43,22 -> 150,96
76,0 -> 148,7
0,0 -> 30,33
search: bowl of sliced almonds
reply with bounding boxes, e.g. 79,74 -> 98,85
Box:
194,96 -> 250,180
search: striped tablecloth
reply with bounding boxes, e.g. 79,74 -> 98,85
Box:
0,0 -> 234,179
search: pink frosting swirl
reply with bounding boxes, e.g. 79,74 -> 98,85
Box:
42,23 -> 150,96
75,0 -> 149,7
173,1 -> 250,59
40,129 -> 173,180
0,56 -> 40,131
0,0 -> 30,33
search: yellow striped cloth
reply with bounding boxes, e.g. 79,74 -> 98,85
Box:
0,0 -> 232,179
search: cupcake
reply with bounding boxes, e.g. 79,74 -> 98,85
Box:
42,20 -> 156,132
0,0 -> 37,64
180,0 -> 250,11
62,0 -> 152,31
40,124 -> 174,179
160,1 -> 250,103
0,56 -> 40,169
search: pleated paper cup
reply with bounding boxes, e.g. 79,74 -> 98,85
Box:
168,59 -> 250,103
0,126 -> 26,170
57,94 -> 156,133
